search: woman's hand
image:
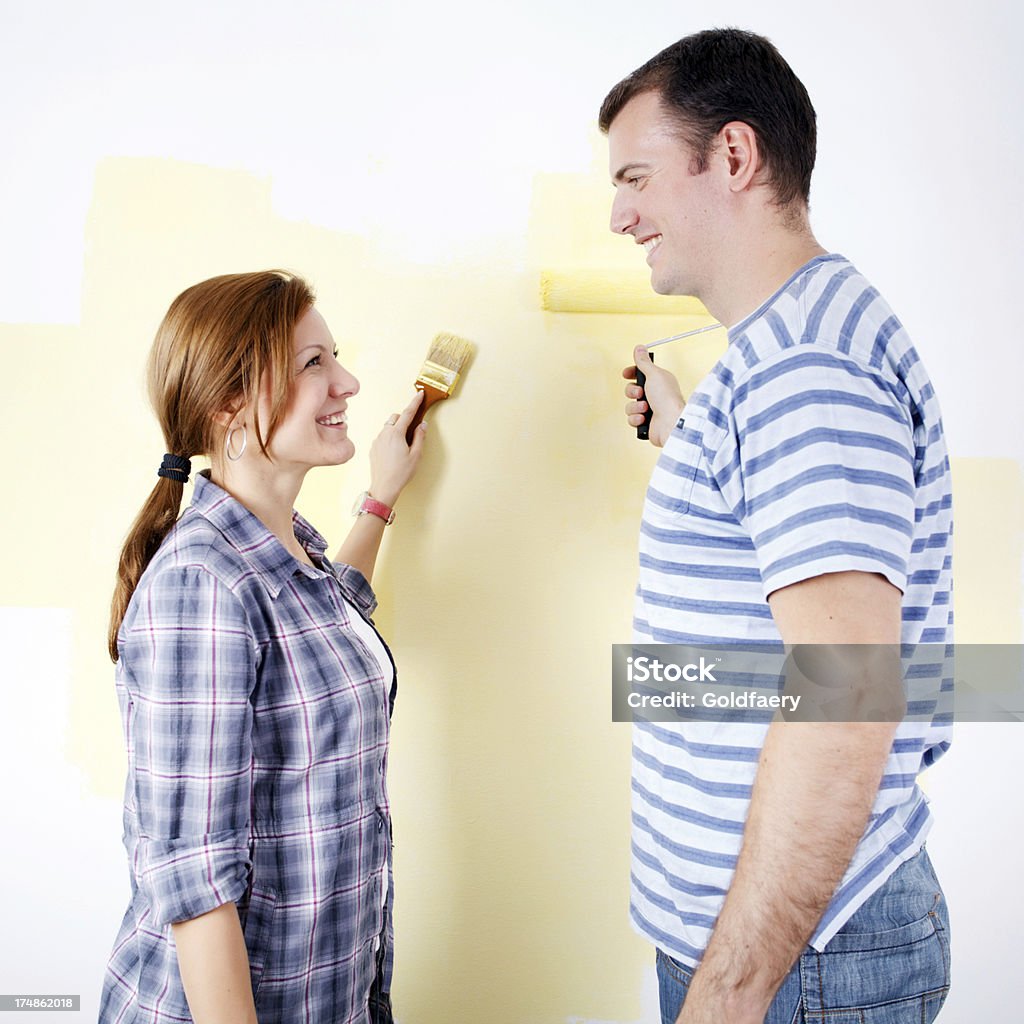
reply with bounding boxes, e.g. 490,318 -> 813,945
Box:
368,390 -> 427,506
622,346 -> 686,448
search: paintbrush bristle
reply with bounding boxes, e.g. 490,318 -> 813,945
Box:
414,332 -> 473,397
425,332 -> 473,375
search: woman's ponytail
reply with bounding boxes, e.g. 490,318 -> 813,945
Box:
108,474 -> 185,662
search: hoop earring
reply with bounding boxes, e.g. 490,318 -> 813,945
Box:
226,425 -> 248,462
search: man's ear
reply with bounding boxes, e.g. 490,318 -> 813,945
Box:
719,121 -> 761,193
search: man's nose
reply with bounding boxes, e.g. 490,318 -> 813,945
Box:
610,191 -> 639,235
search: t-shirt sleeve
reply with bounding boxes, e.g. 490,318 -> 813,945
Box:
119,566 -> 257,926
707,346 -> 917,600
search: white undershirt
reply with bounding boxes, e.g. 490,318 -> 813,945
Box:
339,595 -> 392,942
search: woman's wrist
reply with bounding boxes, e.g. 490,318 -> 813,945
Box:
367,485 -> 400,509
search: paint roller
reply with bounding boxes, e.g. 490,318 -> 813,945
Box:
539,271 -> 724,439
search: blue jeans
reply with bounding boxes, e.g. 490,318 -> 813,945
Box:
657,847 -> 950,1023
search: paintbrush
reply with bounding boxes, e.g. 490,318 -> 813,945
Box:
635,322 -> 724,440
406,332 -> 474,443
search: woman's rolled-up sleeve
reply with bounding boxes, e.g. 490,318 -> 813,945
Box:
331,562 -> 378,617
120,565 -> 257,927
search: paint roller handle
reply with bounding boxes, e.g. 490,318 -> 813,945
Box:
635,351 -> 654,441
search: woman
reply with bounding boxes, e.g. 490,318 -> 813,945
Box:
99,270 -> 425,1024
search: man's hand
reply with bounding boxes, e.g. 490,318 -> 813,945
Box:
622,345 -> 685,447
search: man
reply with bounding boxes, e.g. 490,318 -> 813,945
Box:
601,29 -> 953,1024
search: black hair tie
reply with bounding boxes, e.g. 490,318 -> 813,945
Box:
157,453 -> 192,483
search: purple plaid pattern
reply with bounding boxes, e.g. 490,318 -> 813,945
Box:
100,472 -> 396,1024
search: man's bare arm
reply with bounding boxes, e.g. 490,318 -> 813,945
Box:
675,571 -> 903,1024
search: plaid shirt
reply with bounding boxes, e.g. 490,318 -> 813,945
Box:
100,472 -> 396,1024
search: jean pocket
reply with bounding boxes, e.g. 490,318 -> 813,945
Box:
800,893 -> 950,1016
656,949 -> 695,1024
656,947 -> 694,988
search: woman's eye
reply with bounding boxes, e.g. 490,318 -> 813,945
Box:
304,355 -> 322,369
332,348 -> 339,360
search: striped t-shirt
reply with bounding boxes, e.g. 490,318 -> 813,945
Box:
631,254 -> 953,965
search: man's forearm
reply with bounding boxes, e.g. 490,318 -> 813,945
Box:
678,718 -> 897,1023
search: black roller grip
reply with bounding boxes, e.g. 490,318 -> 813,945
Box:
636,350 -> 653,441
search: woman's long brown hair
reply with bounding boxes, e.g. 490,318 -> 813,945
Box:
108,270 -> 315,661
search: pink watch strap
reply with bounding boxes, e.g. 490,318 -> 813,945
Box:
358,494 -> 395,525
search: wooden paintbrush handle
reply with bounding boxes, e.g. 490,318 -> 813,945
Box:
406,384 -> 447,444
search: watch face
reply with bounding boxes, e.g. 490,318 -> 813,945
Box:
352,490 -> 370,516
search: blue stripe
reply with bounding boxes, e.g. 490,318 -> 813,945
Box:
632,811 -> 740,869
654,453 -> 695,477
896,346 -> 921,378
742,427 -> 914,480
869,314 -> 903,369
640,520 -> 755,550
837,285 -> 879,355
765,308 -> 794,349
744,465 -> 915,515
917,462 -> 951,488
631,841 -> 728,898
753,503 -> 914,548
733,348 -> 898,409
762,540 -> 906,581
629,904 -> 706,965
891,736 -> 925,753
631,871 -> 719,927
801,263 -> 859,345
706,404 -> 730,432
633,618 -> 760,645
638,554 -> 761,581
633,744 -> 753,799
639,588 -> 774,619
878,773 -> 919,790
630,778 -> 745,835
636,722 -> 765,762
734,334 -> 759,369
913,496 -> 951,524
910,531 -> 952,554
738,389 -> 906,442
647,484 -> 695,515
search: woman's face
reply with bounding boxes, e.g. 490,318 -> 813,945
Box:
257,306 -> 360,471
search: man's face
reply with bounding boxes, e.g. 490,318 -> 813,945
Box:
607,90 -> 719,298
